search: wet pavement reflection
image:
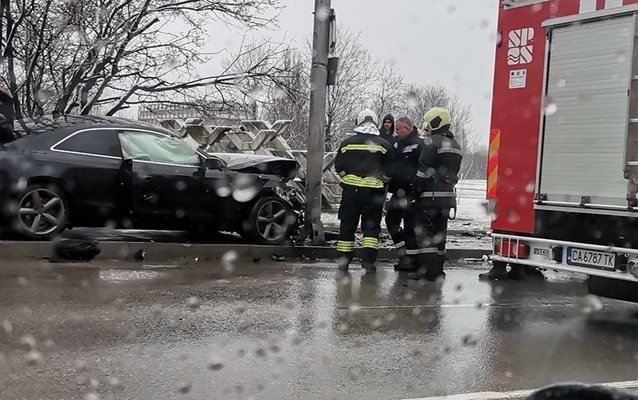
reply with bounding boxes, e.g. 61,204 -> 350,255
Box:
1,260 -> 638,399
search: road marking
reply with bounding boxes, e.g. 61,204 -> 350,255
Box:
336,303 -> 548,310
403,380 -> 638,400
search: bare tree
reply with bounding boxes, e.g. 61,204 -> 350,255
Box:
403,84 -> 477,151
324,26 -> 377,151
1,0 -> 282,119
221,41 -> 307,116
260,49 -> 310,149
223,26 -> 379,152
372,60 -> 406,119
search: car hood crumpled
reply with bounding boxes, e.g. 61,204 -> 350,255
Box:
211,153 -> 298,181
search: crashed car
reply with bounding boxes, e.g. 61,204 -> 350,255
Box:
0,115 -> 304,244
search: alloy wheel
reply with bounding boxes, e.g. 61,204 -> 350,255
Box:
18,188 -> 66,237
255,200 -> 288,242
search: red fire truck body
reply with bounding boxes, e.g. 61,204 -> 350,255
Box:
489,0 -> 638,301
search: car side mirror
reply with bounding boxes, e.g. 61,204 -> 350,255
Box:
204,157 -> 225,170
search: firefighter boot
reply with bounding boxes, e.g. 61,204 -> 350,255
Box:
409,254 -> 444,281
478,262 -> 509,281
408,267 -> 427,281
337,253 -> 354,271
362,262 -> 377,273
423,255 -> 446,282
394,255 -> 416,272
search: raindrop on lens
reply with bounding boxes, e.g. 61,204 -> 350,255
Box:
222,250 -> 238,272
2,320 -> 12,334
207,353 -> 224,371
462,334 -> 478,346
543,96 -> 558,116
187,296 -> 201,310
177,381 -> 192,394
579,295 -> 603,314
216,186 -> 231,197
25,350 -> 43,366
617,51 -> 627,63
315,5 -> 330,21
109,377 -> 122,388
20,334 -> 36,349
247,85 -> 263,101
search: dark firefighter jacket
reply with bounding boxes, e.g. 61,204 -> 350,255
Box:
335,123 -> 394,190
389,126 -> 423,194
416,128 -> 463,207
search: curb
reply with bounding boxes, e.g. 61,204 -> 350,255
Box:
0,241 -> 490,263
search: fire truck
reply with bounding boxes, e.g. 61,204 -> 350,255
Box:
489,0 -> 638,301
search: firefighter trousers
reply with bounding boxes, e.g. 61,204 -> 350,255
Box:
337,186 -> 386,267
385,192 -> 418,256
410,204 -> 450,278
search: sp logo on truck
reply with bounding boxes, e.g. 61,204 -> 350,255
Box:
507,28 -> 534,65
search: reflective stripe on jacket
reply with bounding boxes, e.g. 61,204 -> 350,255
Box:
335,131 -> 394,190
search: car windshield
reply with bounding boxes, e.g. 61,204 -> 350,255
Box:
120,131 -> 200,166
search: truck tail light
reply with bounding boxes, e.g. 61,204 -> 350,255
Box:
494,238 -> 529,259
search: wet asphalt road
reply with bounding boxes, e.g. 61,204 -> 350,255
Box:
1,260 -> 638,400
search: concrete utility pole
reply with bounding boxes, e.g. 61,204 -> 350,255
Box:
305,0 -> 332,245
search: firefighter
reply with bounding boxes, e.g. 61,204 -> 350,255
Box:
335,109 -> 394,272
386,116 -> 423,272
409,107 -> 463,281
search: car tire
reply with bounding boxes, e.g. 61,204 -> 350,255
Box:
245,196 -> 292,245
14,183 -> 69,240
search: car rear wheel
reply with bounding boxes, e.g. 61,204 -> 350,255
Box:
15,184 -> 68,240
245,196 -> 291,245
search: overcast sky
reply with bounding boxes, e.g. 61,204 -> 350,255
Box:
204,0 -> 500,147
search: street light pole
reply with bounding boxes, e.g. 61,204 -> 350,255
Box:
305,0 -> 332,245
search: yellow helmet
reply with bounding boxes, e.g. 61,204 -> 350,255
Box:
422,107 -> 451,133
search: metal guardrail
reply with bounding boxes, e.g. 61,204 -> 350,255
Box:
159,118 -> 343,207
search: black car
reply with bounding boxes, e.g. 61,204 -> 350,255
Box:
0,115 -> 304,244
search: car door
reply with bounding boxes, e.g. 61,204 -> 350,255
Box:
119,129 -> 220,229
51,128 -> 123,225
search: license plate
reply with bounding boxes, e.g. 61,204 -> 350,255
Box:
567,247 -> 615,270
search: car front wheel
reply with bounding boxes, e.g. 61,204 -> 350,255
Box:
245,196 -> 291,245
14,183 -> 68,240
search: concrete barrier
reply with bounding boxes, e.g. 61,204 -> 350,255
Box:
0,241 -> 489,264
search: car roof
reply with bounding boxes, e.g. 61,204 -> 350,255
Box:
13,115 -> 174,137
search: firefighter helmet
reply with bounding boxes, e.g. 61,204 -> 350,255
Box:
422,107 -> 451,132
356,109 -> 379,127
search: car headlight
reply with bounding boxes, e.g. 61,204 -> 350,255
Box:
275,185 -> 286,198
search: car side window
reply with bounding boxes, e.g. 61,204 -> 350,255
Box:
119,131 -> 200,166
56,130 -> 123,158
